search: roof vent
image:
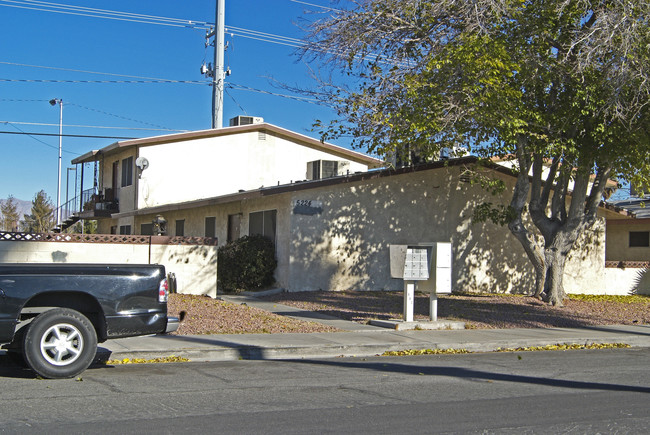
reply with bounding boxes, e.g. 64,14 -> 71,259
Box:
229,116 -> 264,126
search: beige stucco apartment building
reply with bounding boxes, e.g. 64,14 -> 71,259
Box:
63,121 -> 648,296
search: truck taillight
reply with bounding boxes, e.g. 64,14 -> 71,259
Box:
159,278 -> 169,303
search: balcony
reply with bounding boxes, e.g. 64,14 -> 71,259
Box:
54,188 -> 119,232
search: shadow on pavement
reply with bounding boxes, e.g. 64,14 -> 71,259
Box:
582,324 -> 650,337
292,357 -> 650,394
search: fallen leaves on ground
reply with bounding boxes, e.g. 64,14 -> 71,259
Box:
105,355 -> 190,365
494,343 -> 631,352
383,348 -> 471,356
381,343 -> 631,357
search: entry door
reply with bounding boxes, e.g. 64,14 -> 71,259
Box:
112,161 -> 119,192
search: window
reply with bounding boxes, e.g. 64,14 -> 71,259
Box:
119,225 -> 131,235
249,210 -> 276,241
307,160 -> 341,180
121,156 -> 133,187
175,219 -> 185,237
205,217 -> 216,238
629,231 -> 650,248
227,214 -> 241,242
141,223 -> 154,236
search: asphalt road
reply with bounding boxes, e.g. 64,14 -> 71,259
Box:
0,348 -> 648,434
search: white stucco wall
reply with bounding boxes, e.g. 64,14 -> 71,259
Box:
134,131 -> 368,209
563,220 -> 607,294
0,239 -> 217,297
603,267 -> 650,295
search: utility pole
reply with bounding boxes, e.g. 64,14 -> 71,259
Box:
202,0 -> 226,129
213,0 -> 225,129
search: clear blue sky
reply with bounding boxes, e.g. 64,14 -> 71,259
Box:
0,0 -> 350,203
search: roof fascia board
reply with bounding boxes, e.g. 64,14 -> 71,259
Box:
74,123 -> 383,167
112,156 -> 630,220
114,157 -> 480,218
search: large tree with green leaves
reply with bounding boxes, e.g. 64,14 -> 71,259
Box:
0,195 -> 20,231
301,0 -> 650,305
22,190 -> 55,233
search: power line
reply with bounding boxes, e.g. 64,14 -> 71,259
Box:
226,25 -> 305,49
0,98 -> 49,103
0,1 -> 400,67
288,0 -> 342,12
67,103 -> 183,131
0,61 -> 203,82
0,2 -> 307,50
0,121 -> 186,132
0,131 -> 137,139
2,121 -> 61,153
0,78 -> 208,85
0,0 -> 211,29
226,82 -> 325,105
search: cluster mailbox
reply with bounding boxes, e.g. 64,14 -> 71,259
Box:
389,242 -> 452,322
390,245 -> 432,281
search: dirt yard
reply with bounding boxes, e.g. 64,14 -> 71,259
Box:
167,291 -> 650,335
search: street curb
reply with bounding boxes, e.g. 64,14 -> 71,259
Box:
92,335 -> 650,364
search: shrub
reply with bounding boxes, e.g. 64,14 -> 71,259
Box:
217,234 -> 277,292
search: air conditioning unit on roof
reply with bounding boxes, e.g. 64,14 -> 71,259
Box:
229,116 -> 264,126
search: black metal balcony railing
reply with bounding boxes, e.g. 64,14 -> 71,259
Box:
55,187 -> 118,232
59,187 -> 96,223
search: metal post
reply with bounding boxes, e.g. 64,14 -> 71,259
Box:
429,292 -> 438,321
79,163 -> 85,212
55,100 -> 63,225
66,167 -> 76,217
212,0 -> 225,129
403,281 -> 415,322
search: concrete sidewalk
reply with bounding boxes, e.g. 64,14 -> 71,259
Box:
3,295 -> 648,364
96,293 -> 650,362
98,324 -> 650,362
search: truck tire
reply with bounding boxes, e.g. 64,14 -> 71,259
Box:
22,308 -> 98,379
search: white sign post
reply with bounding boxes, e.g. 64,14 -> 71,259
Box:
429,242 -> 452,321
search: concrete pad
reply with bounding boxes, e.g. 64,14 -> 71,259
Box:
370,319 -> 466,330
219,294 -> 385,331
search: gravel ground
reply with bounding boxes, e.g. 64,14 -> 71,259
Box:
261,291 -> 650,329
167,294 -> 340,335
168,291 -> 650,335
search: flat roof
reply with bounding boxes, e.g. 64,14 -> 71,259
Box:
605,198 -> 650,219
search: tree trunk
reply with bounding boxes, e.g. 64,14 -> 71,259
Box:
541,233 -> 576,306
543,248 -> 567,306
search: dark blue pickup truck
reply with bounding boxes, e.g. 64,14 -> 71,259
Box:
0,263 -> 179,378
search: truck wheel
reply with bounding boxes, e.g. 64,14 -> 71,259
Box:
23,308 -> 97,379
